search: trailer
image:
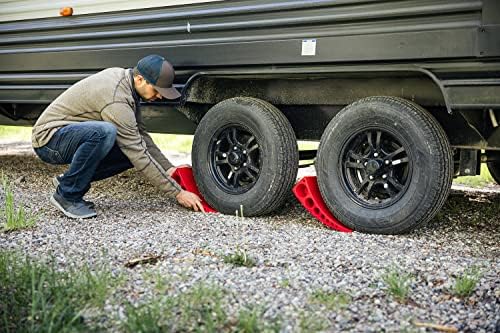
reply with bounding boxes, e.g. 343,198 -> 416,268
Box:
0,0 -> 499,234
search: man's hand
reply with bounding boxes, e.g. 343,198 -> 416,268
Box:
176,190 -> 205,213
167,164 -> 191,177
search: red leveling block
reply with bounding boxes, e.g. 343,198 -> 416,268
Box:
171,167 -> 217,213
293,176 -> 352,232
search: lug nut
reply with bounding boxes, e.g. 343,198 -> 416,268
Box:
382,174 -> 387,179
369,176 -> 374,180
243,163 -> 247,167
374,153 -> 379,157
383,183 -> 388,189
234,147 -> 238,150
385,160 -> 390,165
364,162 -> 368,166
243,150 -> 247,154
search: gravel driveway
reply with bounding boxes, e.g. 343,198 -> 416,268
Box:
0,141 -> 499,332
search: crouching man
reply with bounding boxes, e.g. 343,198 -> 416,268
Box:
32,54 -> 204,218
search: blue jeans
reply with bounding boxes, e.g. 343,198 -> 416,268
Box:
34,121 -> 133,201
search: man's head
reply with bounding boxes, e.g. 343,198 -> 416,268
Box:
132,55 -> 181,102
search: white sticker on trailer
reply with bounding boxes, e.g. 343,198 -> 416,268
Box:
301,39 -> 316,56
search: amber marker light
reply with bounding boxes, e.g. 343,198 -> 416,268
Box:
59,7 -> 74,17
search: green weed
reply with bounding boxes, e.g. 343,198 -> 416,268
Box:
123,283 -> 227,333
297,311 -> 330,332
223,248 -> 256,267
279,279 -> 290,288
235,306 -> 281,333
381,267 -> 413,302
453,266 -> 482,298
309,290 -> 351,310
0,251 -> 115,333
122,299 -> 165,333
1,174 -> 37,232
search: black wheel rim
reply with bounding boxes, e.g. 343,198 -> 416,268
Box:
340,128 -> 412,209
209,125 -> 262,194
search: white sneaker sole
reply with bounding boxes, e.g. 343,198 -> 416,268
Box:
50,195 -> 97,219
52,176 -> 59,188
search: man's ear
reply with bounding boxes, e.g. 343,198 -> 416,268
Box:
134,74 -> 145,86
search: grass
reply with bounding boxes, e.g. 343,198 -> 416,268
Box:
381,267 -> 413,302
297,311 -> 330,332
0,125 -> 320,155
223,248 -> 257,267
122,283 -> 227,333
452,266 -> 482,298
453,164 -> 495,188
124,286 -> 287,332
1,174 -> 37,232
0,125 -> 32,141
149,133 -> 194,153
279,279 -> 290,288
309,290 -> 351,310
0,251 -> 116,333
235,306 -> 281,333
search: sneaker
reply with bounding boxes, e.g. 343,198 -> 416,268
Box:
50,192 -> 97,219
52,175 -> 95,209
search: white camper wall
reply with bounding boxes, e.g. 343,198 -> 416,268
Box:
0,0 -> 224,22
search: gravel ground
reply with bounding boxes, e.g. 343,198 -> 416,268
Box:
0,141 -> 499,332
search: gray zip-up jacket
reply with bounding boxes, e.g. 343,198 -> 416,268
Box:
32,67 -> 182,197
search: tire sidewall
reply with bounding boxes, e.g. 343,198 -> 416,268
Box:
487,152 -> 500,185
317,101 -> 439,233
193,99 -> 292,215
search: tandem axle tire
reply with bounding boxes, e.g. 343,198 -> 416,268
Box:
316,96 -> 453,234
192,97 -> 298,216
486,151 -> 500,185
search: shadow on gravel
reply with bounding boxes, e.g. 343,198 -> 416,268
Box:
426,190 -> 499,233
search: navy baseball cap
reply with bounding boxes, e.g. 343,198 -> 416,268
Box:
136,55 -> 181,99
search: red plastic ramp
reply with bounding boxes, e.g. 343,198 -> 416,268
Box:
293,176 -> 352,232
171,167 -> 217,213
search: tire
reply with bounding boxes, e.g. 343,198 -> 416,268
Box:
316,96 -> 453,234
192,97 -> 298,216
486,151 -> 500,185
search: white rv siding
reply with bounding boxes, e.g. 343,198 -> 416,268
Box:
0,0 -> 223,22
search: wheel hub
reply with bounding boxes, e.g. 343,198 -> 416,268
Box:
366,159 -> 381,175
209,126 -> 261,194
341,128 -> 412,208
229,150 -> 247,166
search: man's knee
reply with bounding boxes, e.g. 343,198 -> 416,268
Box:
93,122 -> 117,145
98,122 -> 117,139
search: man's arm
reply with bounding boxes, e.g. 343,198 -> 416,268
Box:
136,109 -> 175,172
101,102 -> 181,197
101,103 -> 204,212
